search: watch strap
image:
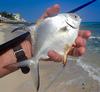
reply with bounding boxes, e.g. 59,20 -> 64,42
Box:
13,45 -> 30,74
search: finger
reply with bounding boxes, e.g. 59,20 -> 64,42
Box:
46,4 -> 60,16
78,30 -> 91,39
75,36 -> 86,47
48,50 -> 63,62
68,47 -> 86,56
40,4 -> 60,19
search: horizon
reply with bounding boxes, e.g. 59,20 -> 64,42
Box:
0,0 -> 100,22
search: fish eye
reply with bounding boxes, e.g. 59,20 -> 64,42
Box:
74,15 -> 77,18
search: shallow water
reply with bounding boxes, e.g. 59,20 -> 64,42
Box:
80,22 -> 100,83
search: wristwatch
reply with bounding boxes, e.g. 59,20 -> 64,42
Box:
13,45 -> 30,74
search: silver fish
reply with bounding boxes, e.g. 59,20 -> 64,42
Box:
27,13 -> 81,92
31,13 -> 81,63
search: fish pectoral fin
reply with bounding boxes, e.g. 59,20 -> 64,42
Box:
63,52 -> 68,67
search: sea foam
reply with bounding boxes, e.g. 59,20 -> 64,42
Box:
77,58 -> 100,83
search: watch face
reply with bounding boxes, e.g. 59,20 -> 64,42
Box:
0,23 -> 30,51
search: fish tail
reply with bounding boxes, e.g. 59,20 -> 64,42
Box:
29,59 -> 40,92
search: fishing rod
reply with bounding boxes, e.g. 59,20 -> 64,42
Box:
68,0 -> 96,13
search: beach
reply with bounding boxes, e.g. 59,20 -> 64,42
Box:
0,22 -> 100,92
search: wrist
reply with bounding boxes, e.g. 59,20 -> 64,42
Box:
0,40 -> 33,77
13,40 -> 32,74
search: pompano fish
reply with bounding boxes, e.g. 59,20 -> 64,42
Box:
27,13 -> 81,92
31,13 -> 81,65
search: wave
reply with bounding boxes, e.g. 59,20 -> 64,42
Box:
77,59 -> 100,83
89,36 -> 100,40
88,35 -> 100,51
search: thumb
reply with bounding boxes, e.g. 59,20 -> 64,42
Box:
40,4 -> 60,19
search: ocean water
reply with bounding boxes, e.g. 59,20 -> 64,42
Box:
81,22 -> 100,53
78,22 -> 100,83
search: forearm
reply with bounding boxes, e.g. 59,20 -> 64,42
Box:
0,39 -> 32,78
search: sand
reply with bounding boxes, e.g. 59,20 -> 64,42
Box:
0,60 -> 100,92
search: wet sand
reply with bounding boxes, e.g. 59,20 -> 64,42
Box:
0,59 -> 100,92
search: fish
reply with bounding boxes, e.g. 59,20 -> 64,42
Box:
31,13 -> 81,65
27,13 -> 81,92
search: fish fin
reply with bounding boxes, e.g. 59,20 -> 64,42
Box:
29,59 -> 40,92
63,45 -> 73,66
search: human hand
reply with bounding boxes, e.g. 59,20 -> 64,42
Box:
48,30 -> 91,62
41,4 -> 91,62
